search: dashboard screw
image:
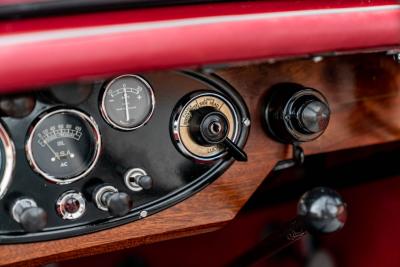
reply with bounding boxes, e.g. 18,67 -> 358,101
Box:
242,118 -> 251,127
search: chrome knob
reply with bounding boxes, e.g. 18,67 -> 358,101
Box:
297,187 -> 347,234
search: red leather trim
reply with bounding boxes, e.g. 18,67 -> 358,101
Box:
1,0 -> 396,34
0,3 -> 399,92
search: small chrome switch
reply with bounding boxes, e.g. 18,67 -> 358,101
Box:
124,168 -> 153,192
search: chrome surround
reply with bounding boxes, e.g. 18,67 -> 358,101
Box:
11,198 -> 37,223
25,109 -> 102,185
56,190 -> 86,220
100,74 -> 156,131
94,185 -> 118,211
124,168 -> 147,192
171,92 -> 240,162
0,122 -> 15,200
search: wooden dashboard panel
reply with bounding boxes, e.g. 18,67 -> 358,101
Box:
0,53 -> 399,266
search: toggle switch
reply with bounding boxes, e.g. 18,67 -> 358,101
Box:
93,185 -> 133,217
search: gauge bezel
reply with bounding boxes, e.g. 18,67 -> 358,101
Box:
25,109 -> 102,185
0,123 -> 16,200
100,74 -> 156,131
171,91 -> 240,162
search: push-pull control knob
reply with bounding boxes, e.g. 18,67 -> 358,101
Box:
298,187 -> 347,234
264,83 -> 330,143
189,107 -> 247,161
93,186 -> 133,216
11,198 -> 47,232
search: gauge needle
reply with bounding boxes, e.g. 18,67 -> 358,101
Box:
41,138 -> 60,160
123,86 -> 130,122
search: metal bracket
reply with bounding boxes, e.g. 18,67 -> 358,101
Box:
273,143 -> 305,171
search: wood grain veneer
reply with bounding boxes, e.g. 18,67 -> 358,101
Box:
0,53 -> 399,266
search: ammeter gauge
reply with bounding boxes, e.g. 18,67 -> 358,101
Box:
100,75 -> 155,131
26,109 -> 101,184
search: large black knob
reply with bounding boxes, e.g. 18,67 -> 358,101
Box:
94,185 -> 133,217
297,187 -> 347,234
264,83 -> 330,143
189,107 -> 247,161
11,198 -> 47,232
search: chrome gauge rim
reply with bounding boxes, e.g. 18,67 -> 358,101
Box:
26,109 -> 102,184
0,123 -> 15,200
171,91 -> 240,162
100,74 -> 156,131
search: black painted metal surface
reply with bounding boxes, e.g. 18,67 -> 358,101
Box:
0,71 -> 249,243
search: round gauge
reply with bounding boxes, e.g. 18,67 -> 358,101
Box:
171,91 -> 239,162
0,123 -> 15,199
100,75 -> 155,130
26,109 -> 101,184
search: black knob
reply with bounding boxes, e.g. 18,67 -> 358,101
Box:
20,207 -> 47,233
136,175 -> 153,190
11,198 -> 47,233
264,83 -> 330,143
106,192 -> 133,217
297,187 -> 347,234
189,107 -> 247,161
298,100 -> 330,134
94,186 -> 133,217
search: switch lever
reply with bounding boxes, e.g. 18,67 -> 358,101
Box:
223,138 -> 247,162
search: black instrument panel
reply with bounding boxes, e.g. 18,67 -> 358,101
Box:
0,71 -> 249,243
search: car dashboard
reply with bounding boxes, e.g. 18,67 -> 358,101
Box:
0,0 -> 399,266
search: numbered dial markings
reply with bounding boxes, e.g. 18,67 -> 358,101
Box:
26,109 -> 101,184
101,75 -> 155,130
172,92 -> 239,161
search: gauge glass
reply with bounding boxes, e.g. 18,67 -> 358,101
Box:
101,75 -> 155,130
0,123 -> 15,199
26,109 -> 101,184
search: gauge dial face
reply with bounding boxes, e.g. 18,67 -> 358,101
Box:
101,75 -> 155,130
26,109 -> 101,184
0,123 -> 15,199
172,92 -> 239,161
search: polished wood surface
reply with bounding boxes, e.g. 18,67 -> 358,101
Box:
0,53 -> 399,266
